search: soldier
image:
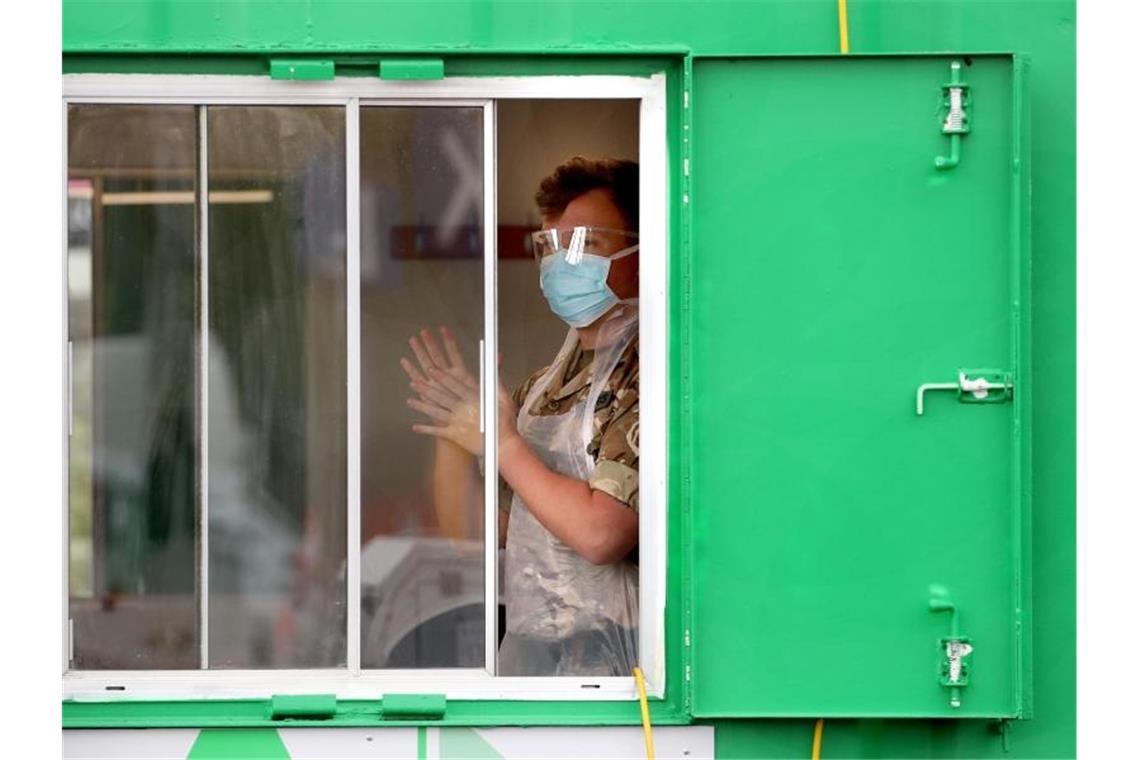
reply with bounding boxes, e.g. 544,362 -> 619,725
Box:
402,157 -> 641,676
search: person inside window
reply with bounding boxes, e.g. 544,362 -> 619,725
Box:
401,157 -> 640,676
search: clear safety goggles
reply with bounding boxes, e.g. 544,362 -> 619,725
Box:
528,226 -> 639,263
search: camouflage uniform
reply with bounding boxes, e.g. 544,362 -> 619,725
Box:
501,335 -> 639,512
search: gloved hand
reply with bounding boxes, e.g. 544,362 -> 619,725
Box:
401,326 -> 518,456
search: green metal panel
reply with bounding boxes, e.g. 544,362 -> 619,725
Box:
381,694 -> 448,720
689,55 -> 1027,719
61,1 -> 1074,755
269,59 -> 335,80
379,57 -> 445,80
267,694 -> 338,720
61,55 -> 691,733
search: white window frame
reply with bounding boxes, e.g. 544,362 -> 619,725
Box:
62,73 -> 669,703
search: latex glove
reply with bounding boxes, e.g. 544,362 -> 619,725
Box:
401,326 -> 518,456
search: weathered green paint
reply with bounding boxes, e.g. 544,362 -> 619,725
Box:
676,48 -> 697,722
268,694 -> 337,720
62,1 -> 1075,757
62,697 -> 686,729
381,693 -> 448,720
379,57 -> 445,80
187,729 -> 289,759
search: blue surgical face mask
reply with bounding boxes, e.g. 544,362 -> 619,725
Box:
539,244 -> 638,328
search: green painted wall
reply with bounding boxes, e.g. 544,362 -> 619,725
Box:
62,1 -> 1075,757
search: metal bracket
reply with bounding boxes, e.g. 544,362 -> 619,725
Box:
930,592 -> 972,709
379,58 -> 445,80
269,59 -> 335,81
916,369 -> 1013,415
935,61 -> 971,170
991,718 -> 1013,752
380,693 -> 447,720
268,694 -> 338,720
941,637 -> 974,688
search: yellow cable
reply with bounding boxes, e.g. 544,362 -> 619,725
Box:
632,667 -> 655,760
838,0 -> 850,54
812,718 -> 825,760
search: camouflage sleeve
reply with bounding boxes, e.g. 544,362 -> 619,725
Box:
588,396 -> 639,512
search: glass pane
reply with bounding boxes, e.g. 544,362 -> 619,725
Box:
67,105 -> 199,669
207,106 -> 347,668
359,106 -> 485,668
495,100 -> 641,677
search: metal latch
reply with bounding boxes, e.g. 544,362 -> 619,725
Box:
942,638 -> 974,687
935,60 -> 971,169
929,591 -> 972,709
939,637 -> 974,708
916,369 -> 1013,415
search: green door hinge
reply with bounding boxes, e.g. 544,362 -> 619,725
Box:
380,693 -> 447,720
270,59 -> 335,81
379,58 -> 445,80
268,693 -> 338,720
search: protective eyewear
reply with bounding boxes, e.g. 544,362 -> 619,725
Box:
528,226 -> 639,263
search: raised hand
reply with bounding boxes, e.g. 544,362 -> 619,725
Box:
401,326 -> 518,456
402,326 -> 483,455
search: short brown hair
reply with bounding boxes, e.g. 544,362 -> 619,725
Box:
534,156 -> 639,231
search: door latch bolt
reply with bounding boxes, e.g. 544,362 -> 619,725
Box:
916,369 -> 1013,415
935,61 -> 971,170
929,591 -> 973,709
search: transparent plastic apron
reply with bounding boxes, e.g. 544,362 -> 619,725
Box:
498,307 -> 639,677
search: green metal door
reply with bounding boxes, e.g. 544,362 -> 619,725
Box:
688,56 -> 1030,718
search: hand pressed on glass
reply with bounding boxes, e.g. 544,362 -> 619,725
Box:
402,326 -> 517,455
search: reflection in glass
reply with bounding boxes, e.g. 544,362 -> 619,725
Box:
359,106 -> 485,668
67,105 -> 199,669
207,106 -> 347,668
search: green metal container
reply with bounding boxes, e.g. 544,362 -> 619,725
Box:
62,2 -> 1075,758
